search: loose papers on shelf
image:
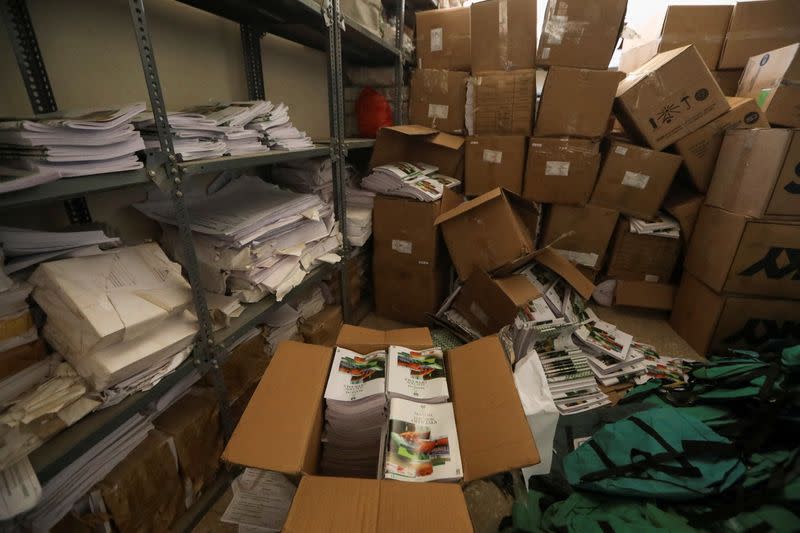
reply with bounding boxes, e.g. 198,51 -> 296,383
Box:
361,162 -> 460,201
0,226 -> 120,274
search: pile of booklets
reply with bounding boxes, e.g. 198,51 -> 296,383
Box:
361,162 -> 460,201
628,212 -> 681,238
0,103 -> 146,194
320,343 -> 463,482
137,175 -> 342,302
346,185 -> 376,247
246,102 -> 313,150
29,243 -> 199,392
321,346 -> 388,477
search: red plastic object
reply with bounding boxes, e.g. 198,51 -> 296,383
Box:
356,87 -> 393,138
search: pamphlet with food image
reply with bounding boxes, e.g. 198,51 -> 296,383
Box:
387,345 -> 449,403
323,346 -> 387,402
384,398 -> 462,483
574,320 -> 633,361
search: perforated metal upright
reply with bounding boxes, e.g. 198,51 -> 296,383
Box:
394,0 -> 406,125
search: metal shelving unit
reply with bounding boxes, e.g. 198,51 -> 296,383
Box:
0,0 -> 415,529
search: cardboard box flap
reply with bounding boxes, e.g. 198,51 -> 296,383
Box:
448,336 -> 540,481
379,125 -> 465,151
384,124 -> 439,137
495,275 -> 542,306
284,476 -> 473,533
378,481 -> 473,532
495,247 -> 596,300
434,188 -> 504,226
283,476 -> 379,533
222,341 -> 331,474
336,324 -> 433,353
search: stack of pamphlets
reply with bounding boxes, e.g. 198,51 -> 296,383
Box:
0,226 -> 120,274
0,103 -> 146,193
585,340 -> 647,387
638,343 -> 695,385
321,346 -> 388,477
137,176 -> 342,302
574,319 -> 634,363
628,212 -> 680,239
387,346 -> 449,403
346,184 -> 376,247
247,103 -> 314,150
384,398 -> 463,482
361,162 -> 460,201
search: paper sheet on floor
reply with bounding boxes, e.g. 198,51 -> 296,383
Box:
222,469 -> 296,532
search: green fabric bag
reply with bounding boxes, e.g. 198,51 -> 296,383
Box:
564,407 -> 746,500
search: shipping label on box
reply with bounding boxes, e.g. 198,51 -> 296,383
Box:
409,69 -> 468,135
464,135 -> 527,196
685,206 -> 800,300
615,45 -> 730,151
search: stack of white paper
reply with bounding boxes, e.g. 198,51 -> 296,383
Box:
29,243 -> 197,391
384,398 -> 463,483
629,212 -> 680,239
263,304 -> 301,355
0,226 -> 120,274
140,176 -> 342,303
0,103 -> 146,193
321,346 -> 387,477
221,469 -> 296,533
294,285 -> 325,320
247,102 -> 314,150
347,206 -> 373,247
346,185 -> 376,209
361,162 -> 460,201
272,157 -> 335,202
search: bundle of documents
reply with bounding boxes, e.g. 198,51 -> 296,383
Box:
0,103 -> 146,193
347,206 -> 373,247
142,176 -> 342,302
272,157 -> 335,202
221,469 -> 296,532
29,243 -> 197,391
321,346 -> 387,477
247,102 -> 313,150
628,212 -> 680,239
361,162 -> 460,201
0,356 -> 99,472
0,225 -> 120,274
346,185 -> 376,208
384,398 -> 462,483
387,346 -> 449,403
294,285 -> 326,320
262,304 -> 301,355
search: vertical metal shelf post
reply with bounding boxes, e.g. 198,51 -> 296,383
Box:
1,0 -> 92,224
241,24 -> 265,101
324,0 -> 351,323
393,0 -> 405,125
126,0 -> 234,440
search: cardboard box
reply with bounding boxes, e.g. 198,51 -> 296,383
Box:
469,70 -> 536,135
737,43 -> 800,127
534,68 -> 624,138
409,69 -> 468,135
522,137 -> 601,205
671,272 -> 800,356
374,257 -> 449,325
470,0 -> 537,72
590,140 -> 681,221
606,219 -> 681,283
493,247 -> 598,299
99,430 -> 184,532
300,305 -> 343,347
370,125 -> 465,179
219,333 -> 270,404
536,0 -> 627,69
673,96 -> 769,192
222,328 -> 540,532
453,270 -> 540,335
615,280 -> 676,311
685,206 -> 800,300
154,388 -> 222,504
464,135 -> 527,196
718,0 -> 800,70
662,184 -> 704,244
618,5 -> 733,73
614,45 -> 730,151
416,7 -> 471,71
706,128 -> 800,218
540,204 -> 619,271
435,188 -> 539,281
714,70 -> 743,97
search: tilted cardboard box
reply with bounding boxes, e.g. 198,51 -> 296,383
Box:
464,135 -> 527,196
671,272 -> 799,356
523,137 -> 601,206
614,45 -> 730,151
606,219 -> 681,284
416,7 -> 471,71
706,128 -> 800,218
470,0 -> 537,72
685,206 -> 800,300
536,0 -> 627,69
718,0 -> 800,70
409,69 -> 468,135
540,204 -> 620,273
662,184 -> 705,244
222,327 -> 540,532
673,96 -> 769,192
737,43 -> 800,128
453,270 -> 541,336
370,125 -> 465,179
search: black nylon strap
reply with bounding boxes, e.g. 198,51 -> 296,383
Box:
629,416 -> 697,473
588,439 -> 617,470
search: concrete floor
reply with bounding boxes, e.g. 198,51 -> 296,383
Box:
194,307 -> 699,532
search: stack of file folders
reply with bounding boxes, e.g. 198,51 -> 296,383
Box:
0,103 -> 146,193
29,243 -> 199,393
138,175 -> 342,303
246,102 -> 313,150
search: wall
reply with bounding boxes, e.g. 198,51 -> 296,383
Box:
0,0 -> 331,237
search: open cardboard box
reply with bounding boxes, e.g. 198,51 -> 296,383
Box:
222,326 -> 540,532
370,125 -> 465,179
